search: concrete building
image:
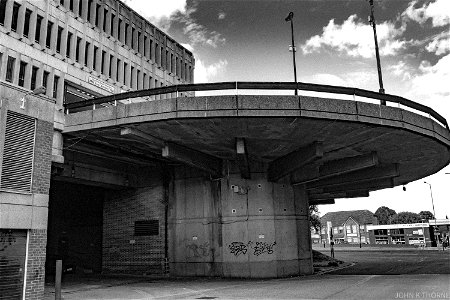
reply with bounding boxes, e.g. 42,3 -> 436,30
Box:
1,1 -> 450,299
319,210 -> 378,244
0,0 -> 193,298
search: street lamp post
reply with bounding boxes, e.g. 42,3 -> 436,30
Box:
285,12 -> 298,96
424,181 -> 438,246
368,0 -> 386,105
20,86 -> 47,109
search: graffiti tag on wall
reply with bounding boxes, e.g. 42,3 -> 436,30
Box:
186,241 -> 213,258
228,241 -> 276,256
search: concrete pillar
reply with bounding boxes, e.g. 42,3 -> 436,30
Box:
79,38 -> 86,66
28,10 -> 37,43
50,21 -> 58,52
16,3 -> 26,37
73,0 -> 80,17
110,56 -> 117,81
89,0 -> 96,25
104,9 -> 111,35
81,0 -> 89,21
126,23 -> 132,48
104,52 -> 110,78
169,172 -> 314,278
3,0 -> 14,32
24,61 -> 32,89
117,59 -> 123,84
40,15 -> 48,49
293,185 -> 313,275
87,41 -> 94,69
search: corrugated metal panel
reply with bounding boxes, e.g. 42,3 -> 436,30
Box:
0,111 -> 36,192
0,230 -> 27,299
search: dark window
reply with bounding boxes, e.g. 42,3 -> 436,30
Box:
84,42 -> 90,66
69,0 -> 73,11
110,13 -> 115,37
60,0 -> 64,6
87,0 -> 92,22
56,26 -> 63,53
150,39 -> 153,59
125,23 -> 129,45
78,0 -> 82,17
137,69 -> 141,89
123,62 -> 127,85
42,71 -> 49,90
23,9 -> 32,37
93,46 -> 98,70
103,8 -> 107,31
137,31 -> 141,53
18,61 -> 27,87
75,37 -> 81,62
109,54 -> 113,77
134,220 -> 159,236
131,27 -> 135,50
130,66 -> 134,88
11,2 -> 20,32
116,58 -> 120,81
390,229 -> 405,235
6,56 -> 15,83
35,15 -> 43,43
95,3 -> 100,27
0,0 -> 7,25
46,21 -> 53,48
66,31 -> 72,58
101,50 -> 106,74
374,229 -> 388,236
118,19 -> 122,42
53,75 -> 59,98
31,66 -> 38,90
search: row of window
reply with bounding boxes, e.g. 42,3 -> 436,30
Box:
0,0 -> 194,85
1,53 -> 59,98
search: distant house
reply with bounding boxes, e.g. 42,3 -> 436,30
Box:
319,210 -> 378,244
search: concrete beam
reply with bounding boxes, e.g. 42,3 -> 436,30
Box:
306,164 -> 399,189
268,142 -> 323,182
162,142 -> 222,178
236,138 -> 250,179
120,127 -> 164,149
291,152 -> 378,185
320,177 -> 394,194
308,190 -> 369,200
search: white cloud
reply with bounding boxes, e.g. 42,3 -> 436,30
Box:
194,58 -> 228,83
301,15 -> 406,58
388,61 -> 413,81
425,33 -> 450,55
402,0 -> 450,27
124,1 -> 225,48
123,0 -> 187,32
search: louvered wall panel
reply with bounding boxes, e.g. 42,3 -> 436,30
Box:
0,111 -> 36,192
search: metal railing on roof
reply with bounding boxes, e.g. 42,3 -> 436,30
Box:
63,81 -> 449,129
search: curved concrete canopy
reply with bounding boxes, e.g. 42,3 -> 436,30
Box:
64,95 -> 450,193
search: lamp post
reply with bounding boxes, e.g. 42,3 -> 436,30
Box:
285,12 -> 298,96
368,0 -> 386,105
424,181 -> 438,246
20,86 -> 46,109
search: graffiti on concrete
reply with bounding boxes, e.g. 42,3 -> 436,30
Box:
228,241 -> 251,256
252,241 -> 277,256
228,241 -> 277,256
186,241 -> 212,258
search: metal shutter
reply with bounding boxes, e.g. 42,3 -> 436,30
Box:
0,230 -> 27,299
134,220 -> 159,236
0,111 -> 36,192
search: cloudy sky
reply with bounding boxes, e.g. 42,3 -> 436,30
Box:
125,0 -> 450,218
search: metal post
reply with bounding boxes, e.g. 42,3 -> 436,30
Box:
368,0 -> 385,105
424,181 -> 438,247
55,260 -> 62,300
285,12 -> 298,96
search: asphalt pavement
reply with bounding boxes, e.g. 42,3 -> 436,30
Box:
44,248 -> 450,300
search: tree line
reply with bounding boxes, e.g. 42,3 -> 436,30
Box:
374,206 -> 434,225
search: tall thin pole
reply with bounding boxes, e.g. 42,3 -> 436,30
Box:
369,0 -> 385,105
286,12 -> 298,96
424,181 -> 438,245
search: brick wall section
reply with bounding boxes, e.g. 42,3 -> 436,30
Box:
103,186 -> 166,275
32,119 -> 53,195
24,229 -> 47,300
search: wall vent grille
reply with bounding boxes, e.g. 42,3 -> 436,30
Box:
134,220 -> 159,236
1,111 -> 36,192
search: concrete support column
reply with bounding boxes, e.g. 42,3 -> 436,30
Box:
98,3 -> 104,30
79,39 -> 86,66
24,62 -> 32,89
117,59 -> 123,84
16,3 -> 26,37
3,0 -> 14,31
89,0 -> 97,25
104,9 -> 111,35
50,21 -> 58,52
28,10 -> 37,43
73,0 -> 80,17
111,12 -> 118,39
143,73 -> 149,89
104,52 -> 110,78
110,55 -> 117,81
40,16 -> 48,49
81,0 -> 89,21
293,185 -> 313,275
60,28 -> 67,59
